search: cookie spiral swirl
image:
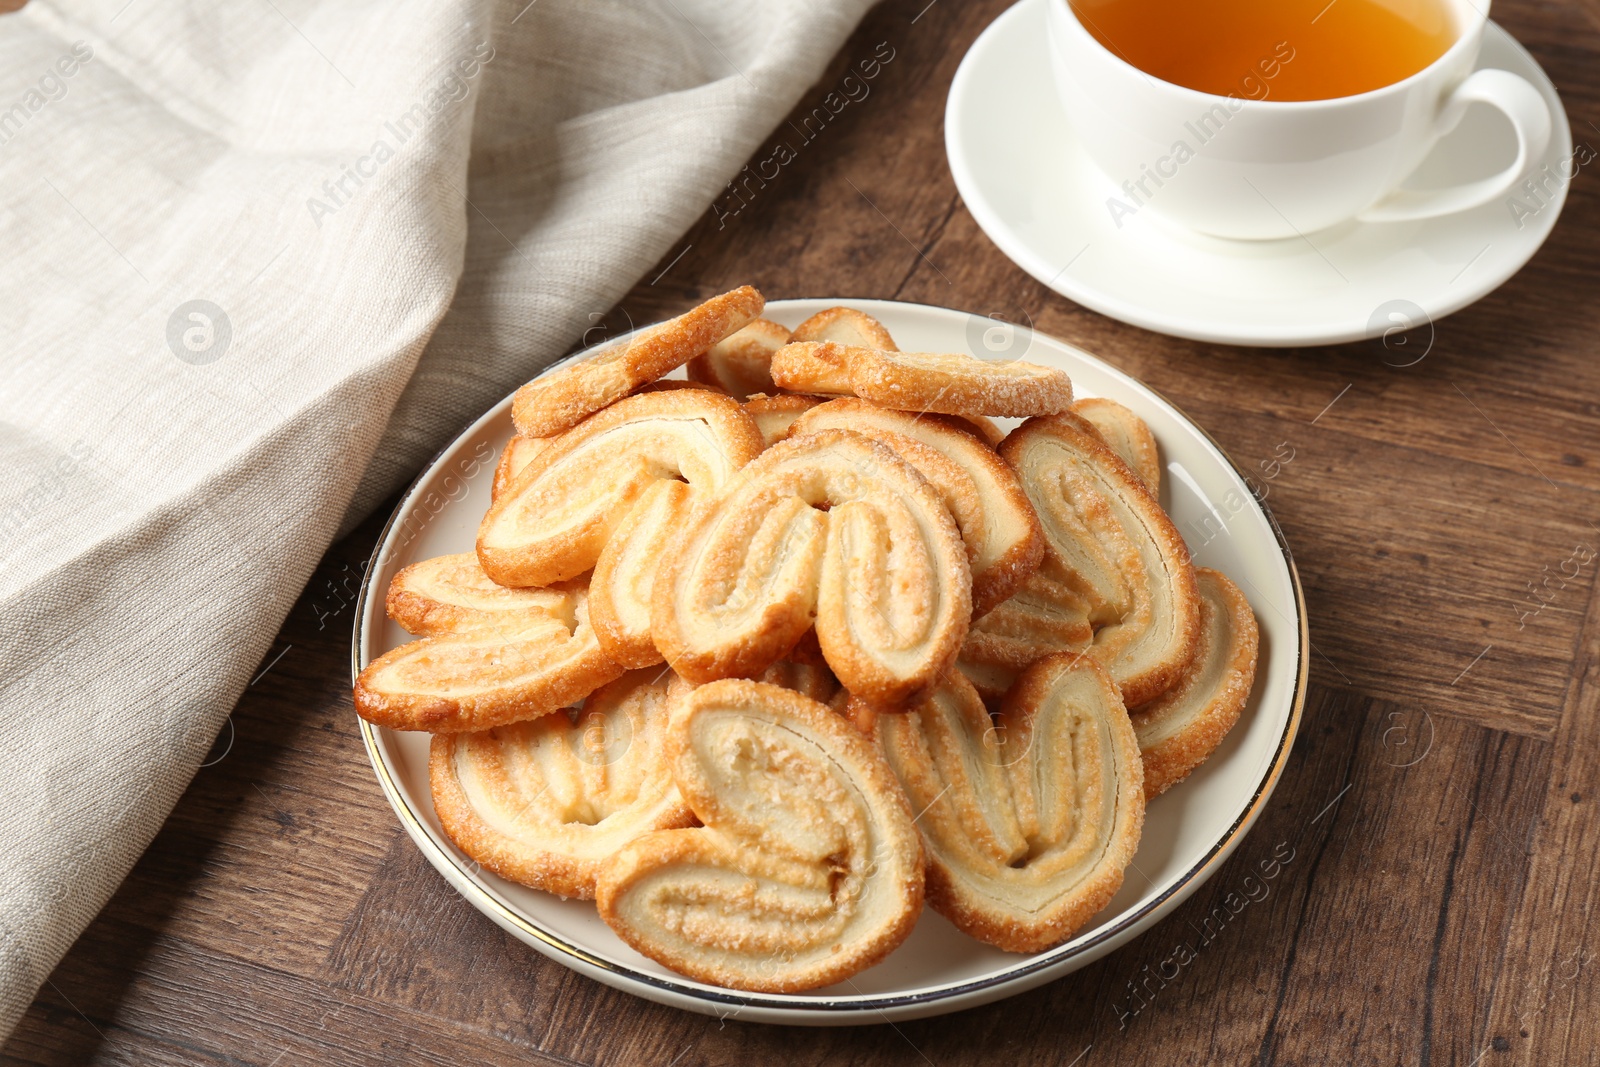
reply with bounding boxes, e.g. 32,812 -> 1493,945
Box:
1001,412 -> 1200,706
384,552 -> 575,636
480,389 -> 764,670
791,398 -> 1043,617
355,576 -> 622,733
479,389 -> 764,589
431,669 -> 695,899
652,428 -> 971,706
873,662 -> 1144,953
595,679 -> 924,992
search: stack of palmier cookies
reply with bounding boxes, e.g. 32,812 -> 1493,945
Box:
354,286 -> 1260,992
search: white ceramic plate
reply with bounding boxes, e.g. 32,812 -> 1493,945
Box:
352,300 -> 1309,1024
945,0 -> 1572,346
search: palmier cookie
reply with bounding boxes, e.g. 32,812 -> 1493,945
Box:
784,306 -> 901,393
1131,568 -> 1258,798
652,428 -> 972,706
773,310 -> 1002,443
770,304 -> 896,396
480,391 -> 761,668
511,286 -> 764,438
355,575 -> 623,732
1001,412 -> 1200,706
1073,397 -> 1161,496
772,342 -> 1073,419
482,389 -> 762,588
792,306 -> 900,350
791,398 -> 1043,617
872,661 -> 1144,953
384,552 -> 575,635
492,383 -> 728,503
430,669 -> 696,899
595,679 -> 924,992
686,318 -> 791,399
956,571 -> 1094,702
742,393 -> 822,448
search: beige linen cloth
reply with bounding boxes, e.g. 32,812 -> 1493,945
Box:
0,0 -> 875,1040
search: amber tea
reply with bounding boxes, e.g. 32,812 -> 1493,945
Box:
1069,0 -> 1458,101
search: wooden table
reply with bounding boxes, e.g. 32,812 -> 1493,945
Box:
8,0 -> 1599,1061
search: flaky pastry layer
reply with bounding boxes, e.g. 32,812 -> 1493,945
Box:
386,552 -> 574,635
956,571 -> 1095,702
742,393 -> 822,448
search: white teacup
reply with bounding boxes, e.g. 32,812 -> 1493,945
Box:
1046,0 -> 1554,240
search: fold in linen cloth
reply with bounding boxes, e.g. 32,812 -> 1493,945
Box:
0,0 -> 876,1039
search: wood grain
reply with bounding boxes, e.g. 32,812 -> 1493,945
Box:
6,0 -> 1599,1062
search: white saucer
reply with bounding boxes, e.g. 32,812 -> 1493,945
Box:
945,0 -> 1573,346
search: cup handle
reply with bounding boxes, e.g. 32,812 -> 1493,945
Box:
1356,68 -> 1553,224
